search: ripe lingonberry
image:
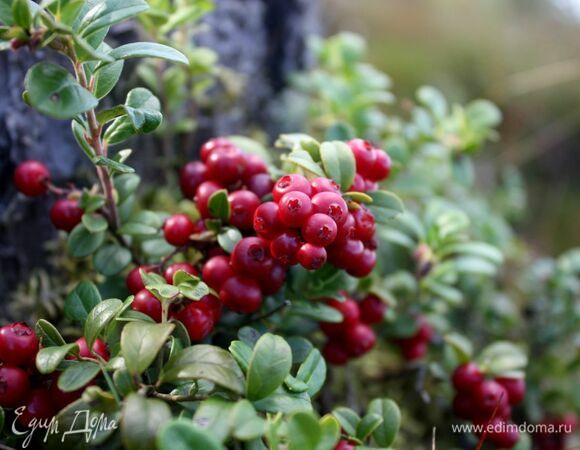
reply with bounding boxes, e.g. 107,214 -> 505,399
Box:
359,294 -> 386,324
231,237 -> 273,276
219,275 -> 262,314
320,297 -> 360,337
472,380 -> 509,415
246,173 -> 274,198
334,440 -> 356,450
297,243 -> 327,270
344,323 -> 376,357
132,289 -> 162,322
399,339 -> 427,361
302,213 -> 338,247
323,341 -> 350,366
253,202 -> 284,239
310,177 -> 340,195
270,231 -> 302,266
0,322 -> 39,366
229,190 -> 260,230
348,139 -> 377,179
126,265 -> 155,295
205,146 -> 245,185
200,137 -> 233,162
180,161 -> 207,199
242,153 -> 268,181
335,213 -> 356,242
163,214 -> 195,246
328,239 -> 364,269
452,393 -> 475,420
489,424 -> 520,449
202,255 -> 235,291
17,389 -> 55,427
346,248 -> 376,278
0,366 -> 30,407
13,160 -> 50,197
195,181 -> 223,218
272,174 -> 312,202
49,198 -> 83,232
198,294 -> 222,322
495,377 -> 526,405
75,337 -> 109,361
258,263 -> 287,295
352,205 -> 376,241
174,303 -> 214,342
311,192 -> 348,226
164,262 -> 198,284
349,173 -> 366,192
368,149 -> 392,181
278,191 -> 313,228
415,316 -> 434,342
452,362 -> 484,393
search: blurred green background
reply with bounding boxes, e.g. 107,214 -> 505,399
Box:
320,0 -> 580,254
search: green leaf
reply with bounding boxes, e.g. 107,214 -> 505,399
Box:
477,341 -> 528,375
94,244 -> 132,275
121,322 -> 174,375
106,42 -> 188,65
332,407 -> 360,436
229,340 -> 253,372
284,375 -> 309,393
36,343 -> 79,374
58,361 -> 101,392
122,394 -> 172,450
94,156 -> 135,173
95,59 -> 124,99
356,413 -> 383,442
367,398 -> 400,447
65,281 -> 102,324
287,412 -> 320,450
452,256 -> 498,276
35,319 -> 66,347
319,141 -> 356,190
118,222 -> 158,236
252,388 -> 312,414
68,223 -> 105,258
318,415 -> 341,450
230,400 -> 266,441
73,34 -> 115,62
177,276 -> 210,301
82,213 -> 108,232
115,173 -> 141,202
296,348 -> 326,397
367,190 -> 405,223
72,121 -> 95,160
79,0 -> 149,37
208,189 -> 230,221
0,0 -> 14,25
157,420 -> 226,450
24,62 -> 98,119
84,298 -> 123,348
286,150 -> 325,177
444,333 -> 473,363
217,227 -> 242,253
12,0 -> 32,29
193,397 -> 235,443
246,333 -> 292,401
291,301 -> 343,323
161,345 -> 245,395
417,85 -> 448,119
343,191 -> 373,204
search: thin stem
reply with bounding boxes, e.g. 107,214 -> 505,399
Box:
150,390 -> 207,403
242,299 -> 291,325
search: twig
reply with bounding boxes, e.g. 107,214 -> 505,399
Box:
242,299 -> 291,325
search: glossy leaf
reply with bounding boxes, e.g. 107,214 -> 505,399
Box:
64,281 -> 102,324
84,298 -> 123,348
319,141 -> 356,190
68,223 -> 105,258
121,322 -> 174,375
58,361 -> 101,392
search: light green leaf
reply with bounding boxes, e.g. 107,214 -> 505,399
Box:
367,190 -> 405,223
296,349 -> 326,397
36,344 -> 79,374
367,398 -> 400,447
319,141 -> 356,189
107,42 -> 188,65
121,322 -> 174,375
122,394 -> 172,450
157,420 -> 225,450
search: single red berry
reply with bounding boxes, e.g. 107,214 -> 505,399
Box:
452,392 -> 475,420
495,377 -> 526,405
0,366 -> 30,407
202,255 -> 235,291
311,192 -> 349,226
174,303 -> 215,342
415,315 -> 434,342
346,248 -> 376,278
334,440 -> 356,450
0,322 -> 39,366
452,362 -> 484,393
359,294 -> 386,324
328,298 -> 360,325
297,243 -> 327,270
200,137 -> 234,162
328,239 -> 364,269
126,265 -> 155,295
229,190 -> 261,230
348,173 -> 366,192
310,177 -> 340,195
352,205 -> 376,241
399,339 -> 427,361
231,237 -> 273,276
219,275 -> 262,314
17,389 -> 55,427
348,139 -> 377,179
164,262 -> 198,284
132,289 -> 162,322
368,149 -> 392,181
258,263 -> 287,295
246,173 -> 275,198
472,380 -> 509,415
195,181 -> 223,218
335,213 -> 356,242
75,337 -> 109,361
272,174 -> 312,202
13,160 -> 50,197
323,341 -> 350,366
278,191 -> 313,228
344,323 -> 376,357
205,146 -> 245,185
270,231 -> 302,266
198,294 -> 222,322
163,214 -> 195,247
180,161 -> 207,199
253,202 -> 284,239
49,198 -> 84,232
489,424 -> 520,449
242,153 -> 268,181
302,213 -> 338,247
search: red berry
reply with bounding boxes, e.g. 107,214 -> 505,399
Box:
270,231 -> 302,266
132,289 -> 162,322
75,337 -> 109,361
219,275 -> 262,314
126,265 -> 155,295
174,303 -> 215,342
195,181 -> 223,218
344,323 -> 376,357
242,154 -> 268,181
272,174 -> 312,202
228,190 -> 260,230
495,377 -> 526,405
348,173 -> 366,192
49,375 -> 87,411
415,316 -> 434,342
352,206 -> 376,241
180,161 -> 207,199
200,137 -> 233,162
452,363 -> 484,393
302,213 -> 338,247
0,366 -> 30,407
348,139 -> 377,179
253,202 -> 284,239
334,440 -> 356,450
364,180 -> 379,192
164,262 -> 198,284
452,393 -> 474,420
246,173 -> 275,198
258,263 -> 287,295
347,248 -> 376,278
472,380 -> 509,415
13,160 -> 50,197
297,243 -> 327,270
310,177 -> 340,195
359,294 -> 386,324
489,424 -> 520,449
205,146 -> 245,185
198,294 -> 222,322
163,214 -> 195,246
399,339 -> 427,361
231,237 -> 273,276
49,198 -> 84,232
323,341 -> 350,366
328,239 -> 364,269
368,149 -> 392,181
17,389 -> 54,427
328,298 -> 361,325
0,322 -> 39,366
335,213 -> 356,242
311,192 -> 349,226
278,191 -> 313,228
202,255 -> 235,291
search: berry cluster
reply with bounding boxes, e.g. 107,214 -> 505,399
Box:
321,294 -> 386,365
392,315 -> 433,361
452,362 -> 526,448
0,322 -> 108,426
347,139 -> 392,193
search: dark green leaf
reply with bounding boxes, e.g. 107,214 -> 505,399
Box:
229,340 -> 253,373
356,413 -> 383,442
157,420 -> 225,450
12,0 -> 31,29
82,213 -> 108,232
68,223 -> 105,258
36,343 -> 79,374
290,301 -> 343,323
94,244 -> 132,275
367,398 -> 400,447
193,397 -> 234,443
121,322 -> 174,375
296,348 -> 326,397
208,189 -> 230,221
332,407 -> 360,436
35,319 -> 66,347
84,298 -> 123,348
367,190 -> 405,223
95,59 -> 124,99
71,121 -> 96,159
65,281 -> 102,324
122,394 -> 172,450
58,361 -> 100,392
115,173 -> 141,202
